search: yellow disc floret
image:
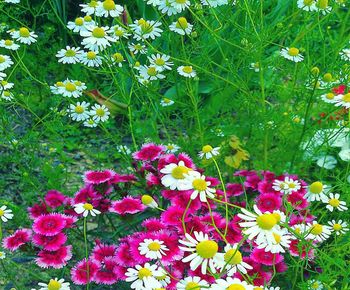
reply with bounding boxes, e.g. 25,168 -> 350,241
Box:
185,282 -> 199,290
65,83 -> 76,92
83,203 -> 94,210
329,198 -> 340,207
148,242 -> 161,251
4,40 -> 13,46
196,240 -> 218,258
0,209 -> 4,216
288,47 -> 299,56
92,27 -> 105,38
176,17 -> 188,29
171,165 -> 190,179
141,195 -> 154,205
75,17 -> 84,26
342,93 -> 350,103
192,179 -> 207,191
310,223 -> 323,235
227,284 -> 245,290
96,108 -> 105,117
309,181 -> 323,194
19,27 -> 30,37
256,214 -> 278,230
224,249 -> 242,265
138,268 -> 152,279
103,0 -> 116,10
65,49 -> 76,57
47,279 -> 62,290
202,145 -> 213,153
333,224 -> 342,231
147,67 -> 158,76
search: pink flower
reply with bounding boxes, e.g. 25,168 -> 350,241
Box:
33,213 -> 67,236
132,143 -> 165,161
110,173 -> 137,184
91,242 -> 117,262
36,245 -> 72,268
251,247 -> 283,266
2,229 -> 32,251
256,193 -> 282,212
28,202 -> 49,219
161,206 -> 191,226
115,243 -> 135,267
84,170 -> 116,184
226,183 -> 244,197
44,190 -> 66,208
32,233 -> 67,251
109,196 -> 145,215
141,218 -> 166,232
94,257 -> 121,285
158,153 -> 195,171
287,192 -> 308,210
71,259 -> 99,285
74,185 -> 101,204
146,172 -> 160,187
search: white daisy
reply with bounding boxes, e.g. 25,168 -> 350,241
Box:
74,203 -> 101,217
328,220 -> 349,235
145,0 -> 161,6
250,62 -> 260,72
0,251 -> 6,260
213,244 -> 252,276
81,26 -> 115,51
157,0 -> 178,15
280,47 -> 304,62
272,177 -> 301,194
80,1 -> 100,15
165,143 -> 180,153
108,25 -> 131,41
125,263 -> 163,290
0,54 -> 13,71
90,104 -> 110,122
141,194 -> 158,209
211,277 -> 254,290
160,160 -> 193,190
307,279 -> 323,290
11,27 -> 37,45
169,17 -> 193,35
128,43 -> 147,55
305,221 -> 331,243
160,97 -> 174,107
68,101 -> 91,121
139,65 -> 165,81
0,205 -> 13,222
0,39 -> 20,50
56,46 -> 83,64
148,54 -> 173,71
297,0 -> 317,11
305,181 -> 328,202
67,16 -> 96,34
79,51 -> 103,67
130,19 -> 163,41
169,0 -> 190,12
323,193 -> 348,212
110,52 -> 125,67
256,228 -> 292,253
95,0 -> 123,17
179,231 -> 219,274
201,0 -> 229,7
177,65 -> 196,78
38,278 -> 70,290
176,276 -> 209,290
83,118 -> 99,128
0,80 -> 14,89
60,80 -> 86,98
0,72 -> 7,81
198,145 -> 220,159
1,90 -> 13,101
315,2 -> 332,15
340,48 -> 350,61
182,171 -> 216,202
116,144 -> 131,154
50,81 -> 65,95
138,238 -> 168,259
320,92 -> 337,103
334,93 -> 350,109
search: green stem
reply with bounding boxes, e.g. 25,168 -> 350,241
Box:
83,217 -> 90,290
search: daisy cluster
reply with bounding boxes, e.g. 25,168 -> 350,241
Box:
296,0 -> 334,14
1,143 -> 348,289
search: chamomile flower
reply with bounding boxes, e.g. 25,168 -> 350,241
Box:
60,80 -> 86,98
211,277 -> 254,290
201,0 -> 228,7
160,98 -> 174,107
307,279 -> 323,290
56,46 -> 83,64
0,54 -> 13,71
340,48 -> 350,61
79,51 -> 103,67
257,229 -> 292,253
305,221 -> 331,243
83,118 -> 99,128
117,145 -> 131,154
130,19 -> 163,41
214,244 -> 252,276
125,263 -> 163,290
323,193 -> 348,212
38,278 -> 70,290
176,276 -> 209,290
0,80 -> 14,89
148,54 -> 173,71
170,0 -> 191,12
238,205 -> 284,244
50,81 -> 65,95
139,65 -> 165,81
81,26 -> 115,51
315,0 -> 332,15
169,17 -> 193,35
165,143 -> 180,153
305,181 -> 328,202
141,194 -> 158,209
328,220 -> 349,235
297,0 -> 317,11
320,92 -> 337,103
11,27 -> 37,45
0,39 -> 20,50
272,177 -> 301,194
68,101 -> 91,121
157,0 -> 178,15
138,238 -> 168,259
74,203 -> 101,217
179,231 -> 219,274
334,92 -> 350,109
128,43 -> 147,55
280,47 -> 304,62
110,52 -> 125,67
108,25 -> 131,41
177,65 -> 196,78
0,205 -> 13,222
4,0 -> 21,3
80,0 -> 100,15
0,72 -> 6,81
96,0 -> 123,17
1,90 -> 13,101
90,104 -> 110,122
160,160 -> 192,190
182,171 -> 216,202
67,16 -> 95,33
250,62 -> 260,72
0,251 -> 5,260
198,145 -> 220,159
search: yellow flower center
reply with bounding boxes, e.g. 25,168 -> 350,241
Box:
333,224 -> 342,231
0,252 -> 3,257
309,181 -> 323,194
115,28 -> 124,37
227,285 -> 245,290
192,179 -> 207,191
224,249 -> 242,265
140,21 -> 153,33
0,209 -> 4,216
317,0 -> 328,9
92,27 -> 105,38
311,66 -> 320,75
167,145 -> 174,149
87,51 -> 96,60
103,0 -> 116,10
288,47 -> 300,57
4,40 -> 13,46
202,145 -> 213,153
113,52 -> 124,62
147,67 -> 158,76
75,105 -> 84,114
138,268 -> 152,279
195,240 -> 218,258
311,282 -> 320,289
273,212 -> 281,222
326,93 -> 334,100
134,44 -> 143,50
19,27 -> 30,37
273,233 -> 281,244
148,242 -> 161,251
256,214 -> 278,230
75,81 -> 82,86
329,198 -> 340,207
342,93 -> 350,103
288,183 -> 296,189
171,165 -> 191,179
47,280 -> 62,290
176,17 -> 188,29
89,0 -> 98,7
75,17 -> 84,26
3,91 -> 11,97
96,108 -> 105,117
155,58 -> 165,66
323,73 -> 332,82
65,49 -> 76,57
254,288 -> 263,290
176,0 -> 187,3
56,81 -> 64,87
162,98 -> 172,104
185,282 -> 199,290
310,224 -> 323,235
141,195 -> 154,205
83,203 -> 94,210
1,80 -> 7,85
0,56 -> 5,63
65,83 -> 76,92
84,15 -> 92,22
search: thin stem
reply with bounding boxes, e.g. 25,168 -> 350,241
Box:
83,217 -> 90,290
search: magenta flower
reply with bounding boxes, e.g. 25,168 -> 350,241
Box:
2,228 -> 32,251
32,233 -> 67,251
132,143 -> 165,161
71,259 -> 99,285
109,196 -> 145,215
33,213 -> 67,236
35,245 -> 72,268
84,169 -> 116,184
